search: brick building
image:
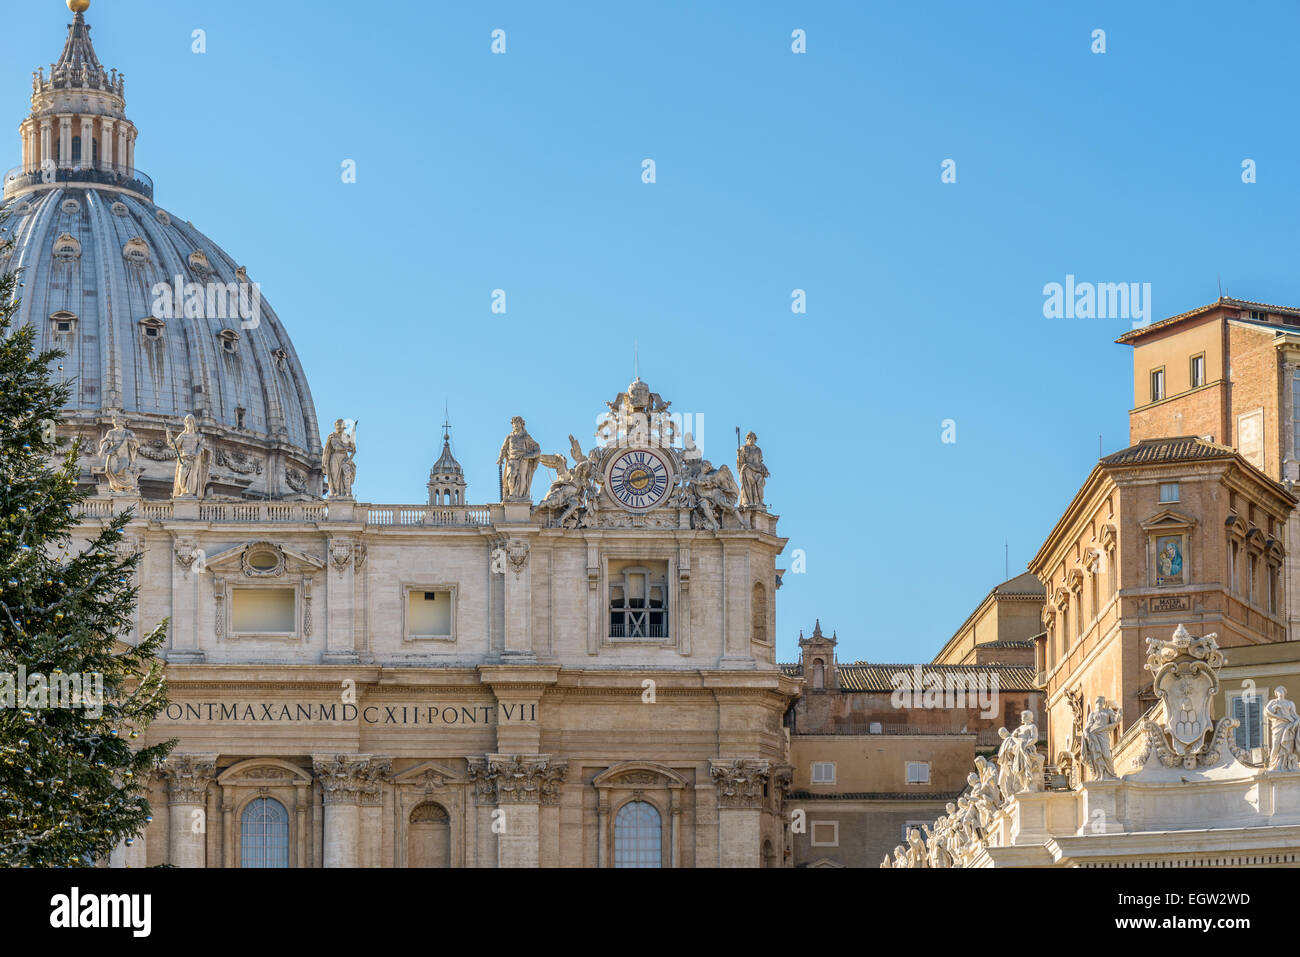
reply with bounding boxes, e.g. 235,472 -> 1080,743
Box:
782,616 -> 1041,867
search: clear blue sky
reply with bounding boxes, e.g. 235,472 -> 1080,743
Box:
5,0 -> 1299,665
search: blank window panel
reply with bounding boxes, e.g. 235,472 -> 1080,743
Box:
408,590 -> 452,637
231,588 -> 295,633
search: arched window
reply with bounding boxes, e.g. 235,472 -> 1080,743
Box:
240,797 -> 289,868
613,801 -> 661,868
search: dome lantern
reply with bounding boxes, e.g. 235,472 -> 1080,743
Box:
6,1 -> 145,202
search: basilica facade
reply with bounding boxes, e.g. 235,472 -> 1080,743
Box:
2,4 -> 798,868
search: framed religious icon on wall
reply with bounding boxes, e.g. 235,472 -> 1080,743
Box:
1154,534 -> 1185,586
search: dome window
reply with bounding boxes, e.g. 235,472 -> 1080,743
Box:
60,198 -> 81,215
15,202 -> 32,216
122,237 -> 150,264
110,202 -> 128,217
271,348 -> 288,372
188,250 -> 212,277
49,311 -> 77,335
155,209 -> 172,226
218,329 -> 241,354
139,316 -> 165,342
52,232 -> 81,261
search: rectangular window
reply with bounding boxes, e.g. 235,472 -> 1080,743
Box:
905,761 -> 930,785
1150,368 -> 1165,402
1271,565 -> 1280,614
231,587 -> 295,634
1159,482 -> 1179,503
1190,353 -> 1205,388
1231,692 -> 1264,750
810,821 -> 839,847
406,588 -> 453,638
811,762 -> 836,784
1248,554 -> 1258,604
1230,541 -> 1239,594
608,560 -> 669,639
902,821 -> 930,842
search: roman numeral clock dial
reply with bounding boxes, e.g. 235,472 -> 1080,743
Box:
604,447 -> 674,512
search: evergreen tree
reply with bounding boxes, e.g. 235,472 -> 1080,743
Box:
0,208 -> 174,867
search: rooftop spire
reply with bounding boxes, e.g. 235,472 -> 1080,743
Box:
54,1 -> 106,82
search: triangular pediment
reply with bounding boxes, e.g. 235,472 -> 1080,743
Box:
203,540 -> 325,577
1140,508 -> 1197,532
390,760 -> 465,787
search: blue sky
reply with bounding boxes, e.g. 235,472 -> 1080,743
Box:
5,0 -> 1299,665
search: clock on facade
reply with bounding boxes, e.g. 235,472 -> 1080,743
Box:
604,447 -> 675,512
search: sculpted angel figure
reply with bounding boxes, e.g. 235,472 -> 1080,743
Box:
98,413 -> 140,492
166,414 -> 209,498
681,457 -> 744,530
1080,696 -> 1122,781
1265,687 -> 1300,771
497,416 -> 541,502
537,435 -> 601,527
323,418 -> 358,499
736,431 -> 769,508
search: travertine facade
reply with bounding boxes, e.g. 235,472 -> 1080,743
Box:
4,6 -> 801,868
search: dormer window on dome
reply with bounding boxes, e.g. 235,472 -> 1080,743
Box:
271,347 -> 288,372
52,233 -> 81,261
139,315 -> 164,342
49,311 -> 77,335
218,329 -> 240,354
188,250 -> 212,277
122,236 -> 149,263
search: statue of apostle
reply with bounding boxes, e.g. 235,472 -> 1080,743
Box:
497,416 -> 541,502
166,414 -> 209,498
98,413 -> 141,492
736,431 -> 769,508
1265,687 -> 1300,771
323,418 -> 358,499
1080,697 -> 1122,781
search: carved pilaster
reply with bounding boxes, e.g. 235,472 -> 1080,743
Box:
710,758 -> 770,809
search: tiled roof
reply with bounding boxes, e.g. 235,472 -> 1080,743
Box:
1115,297 -> 1300,344
780,662 -> 1039,692
975,639 -> 1036,648
1099,435 -> 1237,467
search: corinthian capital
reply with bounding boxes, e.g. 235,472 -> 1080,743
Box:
162,754 -> 217,806
481,753 -> 568,805
313,754 -> 391,806
710,758 -> 771,809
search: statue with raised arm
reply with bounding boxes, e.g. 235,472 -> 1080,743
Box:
166,414 -> 209,498
497,416 -> 541,502
736,431 -> 769,508
98,413 -> 141,492
323,418 -> 358,499
1265,686 -> 1300,771
1080,696 -> 1122,781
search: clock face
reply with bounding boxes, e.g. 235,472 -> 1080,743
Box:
605,448 -> 674,512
